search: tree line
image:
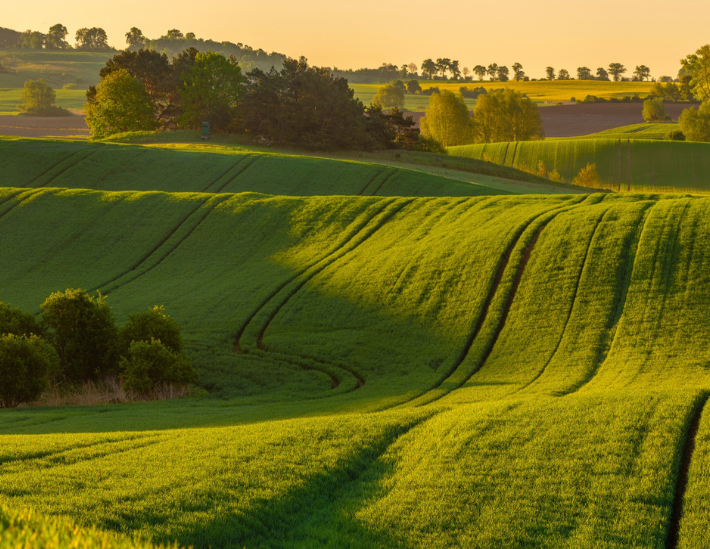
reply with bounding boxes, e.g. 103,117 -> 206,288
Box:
85,48 -> 427,152
0,290 -> 196,408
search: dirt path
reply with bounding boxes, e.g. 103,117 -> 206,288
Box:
0,115 -> 89,139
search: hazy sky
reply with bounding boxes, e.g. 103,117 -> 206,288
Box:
5,0 -> 709,78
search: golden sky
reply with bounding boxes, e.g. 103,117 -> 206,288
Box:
6,0 -> 709,78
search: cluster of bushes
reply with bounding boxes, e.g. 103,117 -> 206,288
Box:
18,79 -> 73,117
578,94 -> 647,104
459,86 -> 488,99
0,289 -> 196,408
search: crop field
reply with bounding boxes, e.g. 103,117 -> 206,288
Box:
578,122 -> 681,140
352,80 -> 656,111
450,139 -> 710,193
0,137 -> 584,197
1,163 -> 710,548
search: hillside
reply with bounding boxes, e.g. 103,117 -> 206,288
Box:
450,138 -> 710,193
0,137 -> 587,196
1,188 -> 710,547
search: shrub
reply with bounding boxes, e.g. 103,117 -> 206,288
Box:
18,79 -> 71,116
0,334 -> 57,408
666,129 -> 686,141
0,302 -> 43,337
642,98 -> 667,122
120,306 -> 183,354
416,134 -> 447,154
120,339 -> 196,394
373,84 -> 405,109
678,104 -> 710,142
572,163 -> 605,188
41,289 -> 119,381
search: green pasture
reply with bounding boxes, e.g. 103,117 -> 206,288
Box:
575,122 -> 681,140
0,50 -> 111,88
0,88 -> 87,115
2,187 -> 710,547
450,138 -> 710,193
352,80 -> 656,111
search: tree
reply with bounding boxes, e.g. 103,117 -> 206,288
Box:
546,67 -> 555,80
512,63 -> 525,81
652,82 -> 681,102
407,63 -> 418,77
681,45 -> 710,102
41,289 -> 119,381
125,27 -> 145,50
0,302 -> 43,338
557,69 -> 570,80
364,104 -> 419,150
20,30 -> 45,49
421,59 -> 437,80
185,32 -> 196,40
473,88 -> 545,143
473,65 -> 487,81
596,67 -> 610,81
120,306 -> 184,355
634,65 -> 651,81
679,103 -> 710,142
241,57 -> 372,150
487,63 -> 499,81
93,49 -> 177,126
75,27 -> 111,51
85,69 -> 158,138
577,67 -> 593,80
0,335 -> 56,408
120,339 -> 195,394
18,79 -> 60,115
400,64 -> 409,78
46,24 -> 69,50
497,66 -> 510,82
165,29 -> 184,40
373,84 -> 405,109
178,51 -> 243,131
608,63 -> 627,82
406,79 -> 422,94
420,90 -> 474,147
435,58 -> 451,79
642,98 -> 667,122
449,60 -> 461,80
462,67 -> 470,79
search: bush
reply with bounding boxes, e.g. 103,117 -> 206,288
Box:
41,289 -> 119,381
678,104 -> 710,142
120,339 -> 196,394
0,302 -> 43,337
416,134 -> 447,154
666,129 -> 686,141
572,163 -> 605,188
0,334 -> 57,408
642,98 -> 667,122
373,84 -> 405,109
120,306 -> 183,354
18,79 -> 72,116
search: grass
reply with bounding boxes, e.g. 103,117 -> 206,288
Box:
352,80 -> 656,111
450,138 -> 710,193
577,122 -> 681,140
2,140 -> 710,546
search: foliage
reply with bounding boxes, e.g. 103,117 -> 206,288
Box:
46,24 -> 69,50
571,162 -> 604,187
0,334 -> 56,407
120,306 -> 184,355
85,69 -> 158,139
642,97 -> 667,122
40,289 -> 119,381
372,84 -> 405,109
420,90 -> 474,147
75,27 -> 111,51
406,79 -> 421,94
557,69 -> 570,80
666,129 -> 686,141
679,103 -> 710,142
681,44 -> 710,102
608,62 -> 627,81
178,51 -> 243,131
241,57 -> 372,150
125,27 -> 146,50
17,79 -> 70,116
473,88 -> 545,143
120,339 -> 196,394
0,302 -> 42,337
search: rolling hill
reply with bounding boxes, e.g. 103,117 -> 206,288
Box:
1,184 -> 710,547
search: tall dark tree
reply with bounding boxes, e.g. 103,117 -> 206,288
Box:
512,63 -> 525,81
125,27 -> 145,50
577,67 -> 593,80
75,27 -> 111,51
435,58 -> 451,79
421,59 -> 437,80
608,63 -> 627,82
596,67 -> 610,81
46,24 -> 69,49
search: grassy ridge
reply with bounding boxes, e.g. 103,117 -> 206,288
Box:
2,189 -> 710,546
450,139 -> 710,193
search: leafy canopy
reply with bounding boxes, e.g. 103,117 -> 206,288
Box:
420,90 -> 474,147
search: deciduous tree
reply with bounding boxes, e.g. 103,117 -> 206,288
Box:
487,63 -> 499,81
420,90 -> 474,147
125,27 -> 145,49
642,98 -> 667,122
473,88 -> 544,143
373,84 -> 405,109
681,45 -> 710,101
546,67 -> 555,80
608,63 -> 627,82
75,27 -> 111,51
634,65 -> 651,81
577,67 -> 592,80
679,103 -> 710,142
421,59 -> 437,80
512,63 -> 525,81
46,24 -> 69,49
473,65 -> 487,81
557,69 -> 570,80
596,67 -> 610,81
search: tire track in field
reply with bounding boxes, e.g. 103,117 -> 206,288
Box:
235,199 -> 414,390
21,149 -> 82,187
34,150 -> 96,188
559,201 -> 662,395
666,393 -> 709,549
97,195 -> 232,296
0,189 -> 45,223
513,205 -> 613,394
357,168 -> 387,196
211,156 -> 261,193
402,195 -> 601,408
201,155 -> 250,193
369,170 -> 398,196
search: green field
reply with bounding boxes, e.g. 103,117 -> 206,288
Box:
352,80 -> 656,111
2,133 -> 710,547
450,138 -> 710,193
